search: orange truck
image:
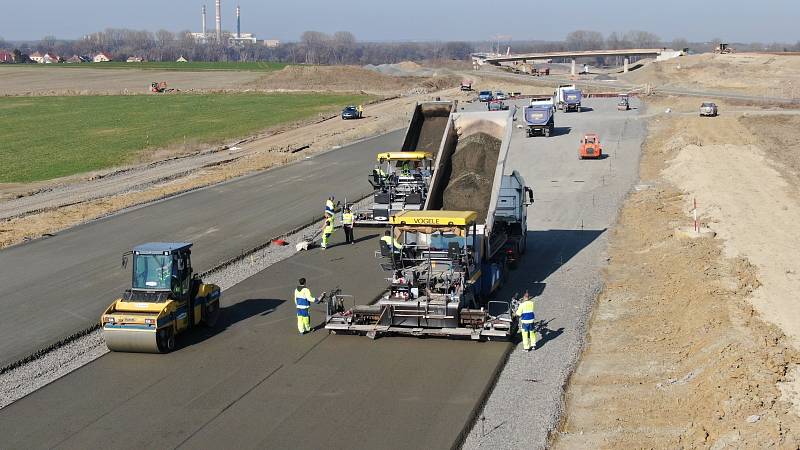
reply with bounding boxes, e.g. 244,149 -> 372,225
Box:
579,133 -> 603,159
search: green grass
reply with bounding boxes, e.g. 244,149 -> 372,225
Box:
0,92 -> 371,183
14,61 -> 288,72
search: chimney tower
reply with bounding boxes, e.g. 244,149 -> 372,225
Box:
236,4 -> 241,38
201,5 -> 207,35
215,0 -> 222,43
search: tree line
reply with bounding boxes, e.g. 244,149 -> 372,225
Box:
2,29 -> 800,65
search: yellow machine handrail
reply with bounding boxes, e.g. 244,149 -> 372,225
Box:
376,151 -> 433,162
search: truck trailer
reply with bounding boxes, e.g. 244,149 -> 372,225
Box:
327,110 -> 534,340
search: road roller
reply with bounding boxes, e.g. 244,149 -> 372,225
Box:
100,242 -> 221,353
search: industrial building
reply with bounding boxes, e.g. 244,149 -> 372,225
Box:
190,2 -> 262,46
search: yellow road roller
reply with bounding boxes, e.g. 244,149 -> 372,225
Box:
100,242 -> 221,353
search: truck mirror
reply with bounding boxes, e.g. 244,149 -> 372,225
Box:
121,254 -> 128,268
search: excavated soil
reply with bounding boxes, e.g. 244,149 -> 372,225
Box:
554,99 -> 800,449
442,132 -> 500,220
621,53 -> 800,99
247,65 -> 457,95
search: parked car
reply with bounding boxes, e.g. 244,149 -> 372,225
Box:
341,105 -> 363,120
478,90 -> 493,102
487,100 -> 509,111
699,102 -> 718,117
494,91 -> 508,101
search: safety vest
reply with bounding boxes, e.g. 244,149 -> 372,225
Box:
342,212 -> 354,226
294,287 -> 313,309
516,299 -> 535,324
325,199 -> 335,215
381,235 -> 402,250
324,218 -> 334,234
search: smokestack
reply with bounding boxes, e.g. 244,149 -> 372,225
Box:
215,0 -> 222,43
236,4 -> 241,38
201,5 -> 206,35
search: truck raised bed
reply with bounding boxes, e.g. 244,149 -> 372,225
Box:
355,100 -> 456,225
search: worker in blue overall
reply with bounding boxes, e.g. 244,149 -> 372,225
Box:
294,278 -> 322,335
516,292 -> 537,351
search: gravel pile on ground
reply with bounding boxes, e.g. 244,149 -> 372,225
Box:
442,132 -> 501,220
0,198 -> 371,410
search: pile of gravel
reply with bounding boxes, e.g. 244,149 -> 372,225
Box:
442,133 -> 501,220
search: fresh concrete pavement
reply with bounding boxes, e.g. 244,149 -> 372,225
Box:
0,129 -> 403,369
0,231 -> 509,449
1,98 -> 646,448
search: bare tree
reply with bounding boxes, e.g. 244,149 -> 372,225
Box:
624,30 -> 661,48
566,30 -> 605,51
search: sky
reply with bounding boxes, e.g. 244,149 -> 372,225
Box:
1,0 -> 798,44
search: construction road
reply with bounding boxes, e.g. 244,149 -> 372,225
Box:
1,98 -> 646,449
0,129 -> 403,369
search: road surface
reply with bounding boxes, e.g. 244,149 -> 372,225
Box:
0,231 -> 508,449
2,99 -> 647,449
0,130 -> 403,368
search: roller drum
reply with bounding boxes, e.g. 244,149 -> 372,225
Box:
103,327 -> 161,353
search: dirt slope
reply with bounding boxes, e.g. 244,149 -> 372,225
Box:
622,53 -> 800,98
555,99 -> 800,448
246,65 -> 458,95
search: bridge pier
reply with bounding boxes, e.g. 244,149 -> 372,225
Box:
624,57 -> 629,73
571,59 -> 576,76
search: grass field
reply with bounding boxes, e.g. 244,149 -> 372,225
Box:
20,61 -> 288,72
0,92 -> 371,183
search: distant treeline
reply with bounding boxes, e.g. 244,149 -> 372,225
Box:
2,28 -> 799,65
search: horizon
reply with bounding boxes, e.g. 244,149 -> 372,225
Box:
1,0 -> 798,44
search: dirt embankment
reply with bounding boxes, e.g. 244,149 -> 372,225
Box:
554,98 -> 800,448
621,53 -> 800,98
246,65 -> 458,95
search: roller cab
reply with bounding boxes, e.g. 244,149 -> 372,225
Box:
101,242 -> 221,353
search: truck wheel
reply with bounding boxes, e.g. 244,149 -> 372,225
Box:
544,128 -> 550,137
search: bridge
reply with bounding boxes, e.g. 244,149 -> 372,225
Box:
473,48 -> 683,74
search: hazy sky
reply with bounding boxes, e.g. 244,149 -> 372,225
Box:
1,0 -> 798,43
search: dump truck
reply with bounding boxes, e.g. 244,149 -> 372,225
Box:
555,84 -> 582,112
100,242 -> 221,353
327,110 -> 534,340
524,104 -> 555,137
460,80 -> 473,91
355,101 -> 455,225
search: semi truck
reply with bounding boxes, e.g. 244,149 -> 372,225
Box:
355,101 -> 455,225
326,110 -> 534,340
555,84 -> 582,112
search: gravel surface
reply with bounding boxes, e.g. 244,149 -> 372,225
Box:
0,199 -> 370,409
461,98 -> 647,449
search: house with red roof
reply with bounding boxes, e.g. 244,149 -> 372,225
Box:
93,52 -> 112,63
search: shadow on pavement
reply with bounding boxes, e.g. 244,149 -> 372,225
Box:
178,298 -> 285,349
534,318 -> 565,350
522,229 -> 606,282
552,126 -> 572,136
